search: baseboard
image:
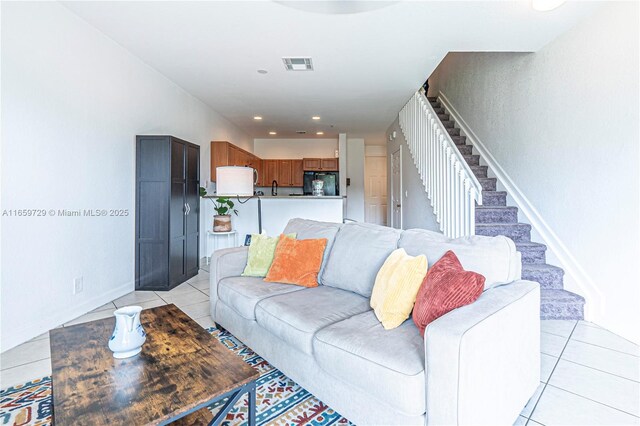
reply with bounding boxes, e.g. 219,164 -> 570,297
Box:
1,282 -> 132,352
438,91 -> 602,321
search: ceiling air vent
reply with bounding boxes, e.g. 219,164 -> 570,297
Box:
283,57 -> 313,71
296,130 -> 307,134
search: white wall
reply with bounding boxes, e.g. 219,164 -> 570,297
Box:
345,138 -> 365,222
429,2 -> 639,343
386,119 -> 440,232
0,2 -> 251,351
253,138 -> 338,159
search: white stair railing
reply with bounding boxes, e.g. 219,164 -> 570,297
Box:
398,89 -> 483,237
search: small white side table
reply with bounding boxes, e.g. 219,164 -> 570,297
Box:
205,230 -> 239,264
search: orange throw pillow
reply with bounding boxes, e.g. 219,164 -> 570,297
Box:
264,235 -> 328,287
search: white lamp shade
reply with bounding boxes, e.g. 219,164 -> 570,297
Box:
216,166 -> 254,196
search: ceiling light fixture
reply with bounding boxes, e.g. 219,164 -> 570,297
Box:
253,116 -> 262,120
316,132 -> 324,135
531,0 -> 565,11
257,69 -> 268,74
312,116 -> 321,120
283,57 -> 313,71
269,131 -> 277,135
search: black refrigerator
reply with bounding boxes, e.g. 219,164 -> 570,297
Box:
135,135 -> 200,290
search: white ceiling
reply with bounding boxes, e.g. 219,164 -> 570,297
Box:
63,1 -> 600,144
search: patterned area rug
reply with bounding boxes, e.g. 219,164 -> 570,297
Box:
0,327 -> 352,425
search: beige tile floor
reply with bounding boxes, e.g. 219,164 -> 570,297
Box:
1,269 -> 639,425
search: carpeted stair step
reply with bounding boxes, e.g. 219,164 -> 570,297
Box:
479,177 -> 497,191
427,96 -> 438,102
482,190 -> 507,206
470,165 -> 488,178
476,222 -> 531,242
451,135 -> 467,145
434,107 -> 445,114
437,113 -> 450,121
475,206 -> 518,223
464,154 -> 480,166
457,145 -> 473,155
441,120 -> 455,129
447,128 -> 460,136
516,242 -> 547,264
540,289 -> 585,320
522,264 -> 564,289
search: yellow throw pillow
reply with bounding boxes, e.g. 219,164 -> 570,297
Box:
370,248 -> 428,330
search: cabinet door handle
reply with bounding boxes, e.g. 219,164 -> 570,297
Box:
184,203 -> 188,215
187,203 -> 191,215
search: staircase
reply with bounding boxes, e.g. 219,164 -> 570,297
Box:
426,96 -> 584,320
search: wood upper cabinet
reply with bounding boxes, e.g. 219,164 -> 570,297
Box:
278,160 -> 292,186
211,141 -> 261,182
263,160 -> 278,185
321,158 -> 339,171
302,157 -> 339,172
291,160 -> 304,187
303,158 -> 322,171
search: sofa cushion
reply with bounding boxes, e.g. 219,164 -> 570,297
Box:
264,235 -> 327,287
283,218 -> 342,279
321,222 -> 402,297
255,286 -> 370,355
313,311 -> 425,417
399,228 -> 520,289
370,248 -> 428,330
412,250 -> 484,336
218,276 -> 305,320
242,233 -> 296,277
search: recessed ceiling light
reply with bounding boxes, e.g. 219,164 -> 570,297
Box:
296,130 -> 307,134
312,116 -> 321,120
531,0 -> 565,11
257,69 -> 268,74
283,57 -> 313,71
269,131 -> 277,135
253,116 -> 262,120
316,131 -> 324,135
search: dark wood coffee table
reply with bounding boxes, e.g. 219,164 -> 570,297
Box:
49,304 -> 259,425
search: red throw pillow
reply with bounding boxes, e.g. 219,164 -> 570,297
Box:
412,250 -> 485,336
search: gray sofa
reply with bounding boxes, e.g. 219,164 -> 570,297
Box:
210,219 -> 540,425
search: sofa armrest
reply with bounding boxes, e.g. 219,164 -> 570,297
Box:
209,246 -> 249,320
424,280 -> 540,425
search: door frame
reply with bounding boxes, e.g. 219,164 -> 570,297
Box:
390,147 -> 403,229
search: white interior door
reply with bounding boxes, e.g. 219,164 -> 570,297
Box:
364,156 -> 388,225
391,148 -> 402,229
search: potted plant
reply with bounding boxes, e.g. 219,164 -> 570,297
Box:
200,187 -> 238,232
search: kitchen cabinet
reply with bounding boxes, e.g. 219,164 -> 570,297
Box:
136,135 -> 200,291
278,160 -> 292,186
303,158 -> 339,171
292,160 -> 304,187
303,158 -> 322,171
211,141 -> 261,182
321,158 -> 339,171
263,160 -> 278,186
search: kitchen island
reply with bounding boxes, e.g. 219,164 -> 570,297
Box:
202,195 -> 344,260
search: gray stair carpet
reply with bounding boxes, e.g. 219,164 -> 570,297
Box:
427,97 -> 584,320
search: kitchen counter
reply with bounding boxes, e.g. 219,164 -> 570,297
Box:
202,195 -> 343,250
259,195 -> 344,199
204,195 -> 344,199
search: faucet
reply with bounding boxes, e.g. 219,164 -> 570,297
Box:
271,180 -> 278,196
